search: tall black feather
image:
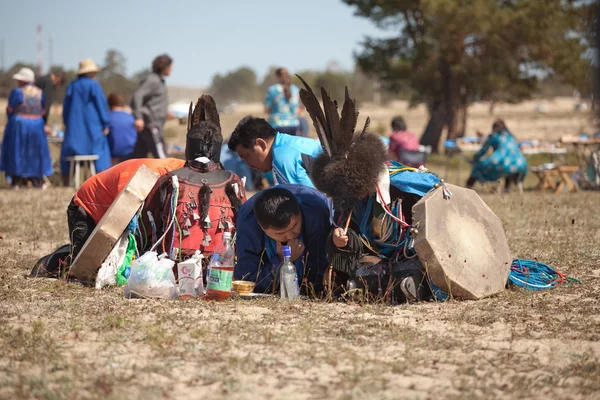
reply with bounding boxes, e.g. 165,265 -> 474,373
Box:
339,87 -> 359,152
187,101 -> 194,132
320,87 -> 342,154
296,74 -> 332,157
360,117 -> 371,138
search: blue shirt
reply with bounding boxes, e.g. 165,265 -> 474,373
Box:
272,133 -> 322,188
234,184 -> 332,294
265,84 -> 300,127
107,110 -> 137,158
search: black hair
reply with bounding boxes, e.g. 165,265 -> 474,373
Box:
186,121 -> 223,163
107,92 -> 125,108
492,119 -> 508,133
391,116 -> 407,132
49,68 -> 66,85
253,187 -> 301,230
275,67 -> 292,101
228,116 -> 277,151
152,54 -> 173,74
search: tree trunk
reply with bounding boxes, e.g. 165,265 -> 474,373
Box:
420,102 -> 446,153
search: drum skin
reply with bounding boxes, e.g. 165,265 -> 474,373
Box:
412,184 -> 512,300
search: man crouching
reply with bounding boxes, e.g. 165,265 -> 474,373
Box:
234,185 -> 332,295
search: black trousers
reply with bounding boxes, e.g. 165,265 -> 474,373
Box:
466,173 -> 522,190
130,126 -> 167,159
66,198 -> 96,260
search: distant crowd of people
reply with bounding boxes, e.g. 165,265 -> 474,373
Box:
0,60 -> 528,194
0,54 -> 174,189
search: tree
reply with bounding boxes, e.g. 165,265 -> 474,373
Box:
209,66 -> 260,104
101,49 -> 127,78
131,68 -> 151,84
343,0 -> 593,151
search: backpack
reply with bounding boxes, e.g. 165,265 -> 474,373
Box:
145,165 -> 245,261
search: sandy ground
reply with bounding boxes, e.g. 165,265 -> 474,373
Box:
0,97 -> 598,399
0,186 -> 599,399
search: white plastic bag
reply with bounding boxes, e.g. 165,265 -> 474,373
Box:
124,252 -> 178,300
96,231 -> 130,289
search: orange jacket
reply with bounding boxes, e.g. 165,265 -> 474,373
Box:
73,158 -> 185,224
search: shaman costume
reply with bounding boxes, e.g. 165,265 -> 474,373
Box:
297,76 -> 441,301
142,95 -> 246,262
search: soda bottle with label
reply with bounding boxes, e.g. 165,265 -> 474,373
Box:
205,232 -> 234,301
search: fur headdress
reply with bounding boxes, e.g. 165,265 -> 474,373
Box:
185,95 -> 223,163
296,75 -> 388,210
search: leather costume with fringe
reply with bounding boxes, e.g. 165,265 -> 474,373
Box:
297,76 -> 441,300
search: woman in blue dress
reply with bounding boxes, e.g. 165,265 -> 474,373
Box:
0,67 -> 52,189
467,119 -> 527,192
61,59 -> 111,184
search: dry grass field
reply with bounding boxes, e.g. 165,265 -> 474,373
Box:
0,96 -> 599,399
0,188 -> 599,399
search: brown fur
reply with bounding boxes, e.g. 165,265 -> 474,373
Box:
310,133 -> 388,206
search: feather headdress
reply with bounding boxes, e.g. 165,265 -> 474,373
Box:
185,94 -> 223,162
296,75 -> 388,210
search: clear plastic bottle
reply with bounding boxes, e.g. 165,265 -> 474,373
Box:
205,232 -> 234,301
280,245 -> 299,300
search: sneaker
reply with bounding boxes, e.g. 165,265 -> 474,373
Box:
400,276 -> 418,301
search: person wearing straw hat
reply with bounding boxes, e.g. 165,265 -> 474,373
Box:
60,59 -> 111,185
0,67 -> 53,189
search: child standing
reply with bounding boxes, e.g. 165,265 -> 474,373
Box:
107,93 -> 137,164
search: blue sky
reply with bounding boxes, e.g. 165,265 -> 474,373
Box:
0,0 -> 385,87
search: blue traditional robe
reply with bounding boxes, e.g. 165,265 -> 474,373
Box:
61,76 -> 111,174
0,84 -> 52,178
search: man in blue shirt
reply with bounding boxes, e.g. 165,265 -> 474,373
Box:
234,185 -> 332,295
228,116 -> 322,188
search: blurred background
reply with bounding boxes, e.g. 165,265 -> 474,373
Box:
0,0 -> 597,188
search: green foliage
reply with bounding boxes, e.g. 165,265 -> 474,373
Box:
209,66 -> 260,105
343,0 -> 595,147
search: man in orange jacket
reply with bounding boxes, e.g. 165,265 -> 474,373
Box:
67,158 -> 184,259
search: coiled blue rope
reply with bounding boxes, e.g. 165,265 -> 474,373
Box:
508,259 -> 577,291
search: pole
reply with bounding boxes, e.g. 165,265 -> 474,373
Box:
48,34 -> 54,69
36,24 -> 43,75
0,38 -> 4,72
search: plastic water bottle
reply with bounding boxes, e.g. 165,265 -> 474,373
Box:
205,232 -> 234,301
280,245 -> 299,300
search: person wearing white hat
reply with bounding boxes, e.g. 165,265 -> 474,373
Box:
0,67 -> 53,189
60,59 -> 111,184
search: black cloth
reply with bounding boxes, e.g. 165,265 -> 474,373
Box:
66,197 -> 97,260
274,125 -> 298,136
35,74 -> 56,124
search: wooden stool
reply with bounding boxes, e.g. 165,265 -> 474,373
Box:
66,155 -> 99,189
532,167 -> 559,192
555,165 -> 580,194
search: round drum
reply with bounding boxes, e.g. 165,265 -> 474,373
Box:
412,184 -> 512,300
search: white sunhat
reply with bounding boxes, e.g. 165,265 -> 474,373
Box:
12,67 -> 35,83
77,59 -> 100,75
